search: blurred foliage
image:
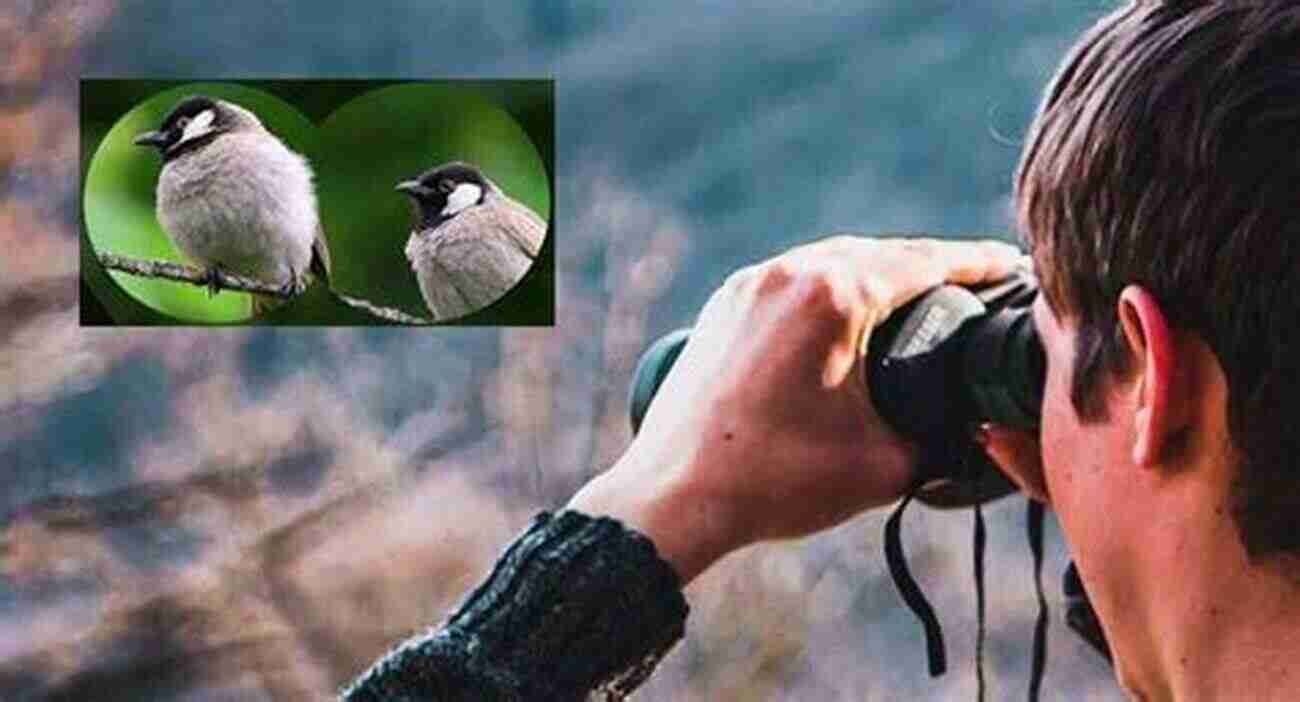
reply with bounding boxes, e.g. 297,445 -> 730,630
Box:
4,0 -> 1128,700
80,80 -> 555,325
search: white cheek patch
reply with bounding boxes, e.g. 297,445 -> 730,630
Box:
441,183 -> 482,217
180,109 -> 216,143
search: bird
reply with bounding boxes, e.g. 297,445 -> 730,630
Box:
133,94 -> 330,317
395,161 -> 546,321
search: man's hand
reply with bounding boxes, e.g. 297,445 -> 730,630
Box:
569,236 -> 1023,582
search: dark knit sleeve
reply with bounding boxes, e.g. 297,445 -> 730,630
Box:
339,510 -> 689,701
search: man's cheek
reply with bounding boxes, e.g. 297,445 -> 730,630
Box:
1038,398 -> 1076,503
1038,433 -> 1064,504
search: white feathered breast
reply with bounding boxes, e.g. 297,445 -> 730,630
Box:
156,131 -> 317,284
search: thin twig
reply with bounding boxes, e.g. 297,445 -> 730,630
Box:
97,252 -> 431,324
328,290 -> 430,325
99,252 -> 292,297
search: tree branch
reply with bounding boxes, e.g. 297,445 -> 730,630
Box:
329,291 -> 430,325
99,252 -> 292,297
97,252 -> 431,325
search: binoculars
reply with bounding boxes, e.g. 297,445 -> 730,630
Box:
629,269 -> 1116,669
628,269 -> 1045,505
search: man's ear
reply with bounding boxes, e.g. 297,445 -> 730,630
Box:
1116,285 -> 1186,468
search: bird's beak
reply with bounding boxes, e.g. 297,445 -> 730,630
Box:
395,180 -> 428,198
133,130 -> 171,148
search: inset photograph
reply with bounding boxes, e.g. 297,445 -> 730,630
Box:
80,80 -> 553,325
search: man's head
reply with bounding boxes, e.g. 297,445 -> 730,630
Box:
1014,1 -> 1300,563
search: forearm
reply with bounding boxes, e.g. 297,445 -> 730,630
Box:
341,511 -> 689,701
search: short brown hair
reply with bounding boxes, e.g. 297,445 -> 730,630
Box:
1015,0 -> 1300,559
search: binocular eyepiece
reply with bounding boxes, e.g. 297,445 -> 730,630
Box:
628,269 -> 1045,505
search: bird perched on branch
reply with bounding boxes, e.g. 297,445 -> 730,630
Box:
396,162 -> 545,321
134,95 -> 330,317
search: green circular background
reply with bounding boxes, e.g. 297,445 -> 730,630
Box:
316,83 -> 551,319
83,83 -> 319,323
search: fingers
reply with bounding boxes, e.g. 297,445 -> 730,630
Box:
694,235 -> 1025,384
976,423 -> 1050,504
824,237 -> 1023,325
777,233 -> 1016,296
721,235 -> 1022,312
712,235 -> 1024,379
932,239 -> 1025,287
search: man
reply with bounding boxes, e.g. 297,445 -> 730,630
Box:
345,2 -> 1300,699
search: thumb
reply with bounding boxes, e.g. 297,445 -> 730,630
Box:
976,423 -> 1050,504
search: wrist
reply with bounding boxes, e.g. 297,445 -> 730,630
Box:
567,448 -> 741,584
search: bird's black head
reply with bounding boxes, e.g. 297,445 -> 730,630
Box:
133,95 -> 235,162
395,161 -> 491,228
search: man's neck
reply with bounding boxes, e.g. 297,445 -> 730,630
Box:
1115,484 -> 1300,701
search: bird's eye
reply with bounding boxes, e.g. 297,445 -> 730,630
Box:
176,116 -> 190,129
438,179 -> 454,194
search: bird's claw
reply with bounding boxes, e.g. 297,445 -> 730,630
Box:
204,267 -> 224,297
279,275 -> 308,298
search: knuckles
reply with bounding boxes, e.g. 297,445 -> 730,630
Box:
898,238 -> 939,257
749,257 -> 850,323
795,272 -> 854,327
754,259 -> 799,294
722,265 -> 759,293
818,234 -> 860,252
719,235 -> 965,327
792,267 -> 838,309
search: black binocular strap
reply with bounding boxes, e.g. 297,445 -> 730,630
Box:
884,487 -> 947,677
973,498 -> 988,701
1027,499 -> 1048,701
884,485 -> 1050,702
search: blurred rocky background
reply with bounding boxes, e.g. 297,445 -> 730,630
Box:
1,0 -> 1122,699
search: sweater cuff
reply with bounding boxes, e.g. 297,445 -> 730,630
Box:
343,510 -> 689,701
